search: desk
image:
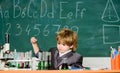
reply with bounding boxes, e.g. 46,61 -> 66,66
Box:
0,70 -> 120,73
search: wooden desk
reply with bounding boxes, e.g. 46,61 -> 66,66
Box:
0,70 -> 120,73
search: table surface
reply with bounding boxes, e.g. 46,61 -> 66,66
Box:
0,70 -> 120,73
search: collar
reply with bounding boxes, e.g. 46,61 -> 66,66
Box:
59,50 -> 72,57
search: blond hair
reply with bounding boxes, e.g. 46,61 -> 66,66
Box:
56,28 -> 78,51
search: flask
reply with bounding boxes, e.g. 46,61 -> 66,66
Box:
38,61 -> 41,70
61,58 -> 69,70
47,52 -> 52,70
38,52 -> 44,70
17,63 -> 20,69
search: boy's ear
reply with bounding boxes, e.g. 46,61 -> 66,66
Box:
70,45 -> 73,48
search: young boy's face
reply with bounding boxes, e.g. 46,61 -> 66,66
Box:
57,42 -> 72,53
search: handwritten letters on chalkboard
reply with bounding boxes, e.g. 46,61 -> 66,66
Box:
0,0 -> 85,19
0,0 -> 86,37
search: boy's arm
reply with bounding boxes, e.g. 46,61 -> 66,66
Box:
30,37 -> 39,54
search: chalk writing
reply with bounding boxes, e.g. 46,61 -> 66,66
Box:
101,0 -> 120,22
0,0 -> 85,19
103,24 -> 120,44
5,22 -> 79,37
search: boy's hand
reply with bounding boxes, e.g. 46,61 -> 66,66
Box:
30,37 -> 37,44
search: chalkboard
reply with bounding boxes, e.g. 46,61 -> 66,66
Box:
0,0 -> 120,57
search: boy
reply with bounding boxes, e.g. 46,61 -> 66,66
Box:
30,28 -> 83,70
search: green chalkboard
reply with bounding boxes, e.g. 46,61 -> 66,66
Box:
0,0 -> 120,57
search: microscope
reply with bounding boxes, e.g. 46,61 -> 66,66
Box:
0,33 -> 13,70
0,33 -> 10,58
0,44 -> 10,58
